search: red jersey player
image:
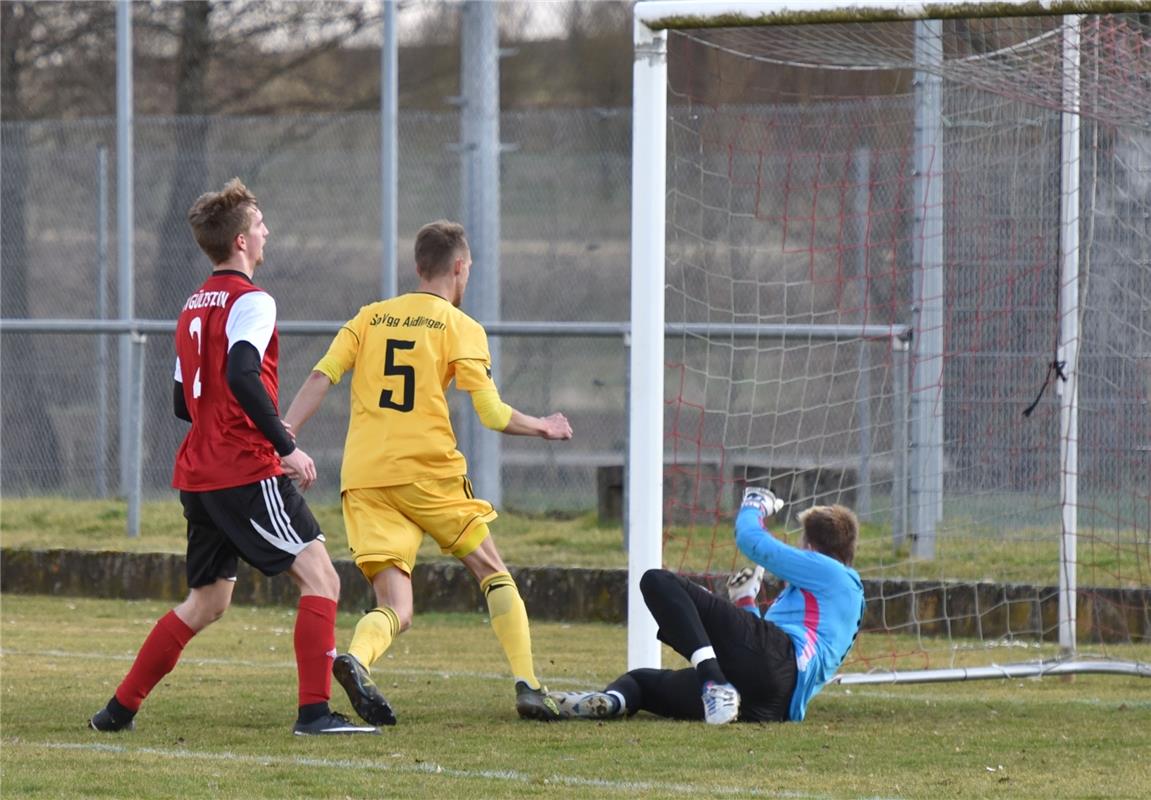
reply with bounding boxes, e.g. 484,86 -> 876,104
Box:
88,178 -> 377,736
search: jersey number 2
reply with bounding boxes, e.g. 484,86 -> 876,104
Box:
188,316 -> 203,399
378,339 -> 415,412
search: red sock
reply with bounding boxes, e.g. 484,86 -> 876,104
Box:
115,610 -> 196,712
295,595 -> 337,707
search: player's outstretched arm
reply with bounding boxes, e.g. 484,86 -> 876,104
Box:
283,370 -> 333,436
502,409 -> 573,440
468,386 -> 573,440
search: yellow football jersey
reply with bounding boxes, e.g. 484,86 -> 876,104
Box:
313,292 -> 497,490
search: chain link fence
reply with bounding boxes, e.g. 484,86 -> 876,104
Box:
1,109 -> 631,513
4,99 -> 1149,521
3,100 -> 1147,528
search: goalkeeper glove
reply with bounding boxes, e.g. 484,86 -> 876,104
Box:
740,486 -> 785,521
726,565 -> 765,609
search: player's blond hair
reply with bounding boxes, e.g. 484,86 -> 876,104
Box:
797,505 -> 859,566
415,220 -> 468,279
187,178 -> 259,265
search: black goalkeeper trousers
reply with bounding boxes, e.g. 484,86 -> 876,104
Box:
606,568 -> 797,722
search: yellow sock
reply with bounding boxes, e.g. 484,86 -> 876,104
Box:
347,606 -> 400,670
481,572 -> 540,689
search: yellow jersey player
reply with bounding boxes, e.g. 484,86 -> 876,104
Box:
282,220 -> 573,724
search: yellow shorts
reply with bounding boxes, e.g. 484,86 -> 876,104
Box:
342,476 -> 497,577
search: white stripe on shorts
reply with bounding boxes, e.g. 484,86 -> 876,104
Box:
258,477 -> 301,544
249,517 -> 308,555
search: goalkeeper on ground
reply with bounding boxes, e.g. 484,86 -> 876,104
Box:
550,490 -> 864,724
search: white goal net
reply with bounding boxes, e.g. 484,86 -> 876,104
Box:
629,1 -> 1150,679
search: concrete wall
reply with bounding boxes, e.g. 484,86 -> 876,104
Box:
2,549 -> 1147,643
0,549 -> 626,623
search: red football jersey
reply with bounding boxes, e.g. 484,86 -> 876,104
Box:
172,271 -> 283,491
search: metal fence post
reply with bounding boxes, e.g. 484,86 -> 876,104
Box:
458,0 -> 503,508
126,332 -> 146,538
852,147 -> 873,520
892,333 -> 910,552
97,146 -> 110,498
380,0 -> 398,300
910,18 -> 943,558
116,0 -> 135,497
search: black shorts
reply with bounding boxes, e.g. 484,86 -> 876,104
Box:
669,574 -> 798,722
180,475 -> 325,588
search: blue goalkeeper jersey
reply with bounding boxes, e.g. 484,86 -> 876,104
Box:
734,507 -> 865,721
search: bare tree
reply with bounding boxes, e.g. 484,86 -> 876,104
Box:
0,2 -> 115,490
135,1 -> 379,479
1,1 -> 383,489
142,0 -> 379,308
562,0 -> 632,108
0,2 -> 117,118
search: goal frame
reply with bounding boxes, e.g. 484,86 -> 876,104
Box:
627,0 -> 1150,677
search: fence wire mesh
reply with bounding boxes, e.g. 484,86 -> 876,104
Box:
1,109 -> 631,512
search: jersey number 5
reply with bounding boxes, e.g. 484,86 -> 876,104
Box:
379,339 -> 415,412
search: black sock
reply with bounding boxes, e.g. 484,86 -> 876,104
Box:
296,701 -> 330,724
107,695 -> 136,723
695,658 -> 726,687
605,673 -> 642,716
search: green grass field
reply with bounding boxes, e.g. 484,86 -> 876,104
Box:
4,497 -> 1148,588
0,497 -> 628,569
2,595 -> 1149,799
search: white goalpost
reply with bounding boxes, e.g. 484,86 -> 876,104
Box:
629,0 -> 1151,680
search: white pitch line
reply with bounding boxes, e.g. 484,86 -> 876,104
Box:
0,647 -> 611,688
11,741 -> 834,800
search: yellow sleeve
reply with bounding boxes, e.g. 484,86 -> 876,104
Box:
470,387 -> 513,431
313,324 -> 360,384
449,316 -> 492,374
454,355 -> 498,393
